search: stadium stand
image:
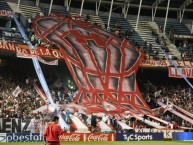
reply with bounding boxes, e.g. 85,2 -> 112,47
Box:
1,0 -> 193,134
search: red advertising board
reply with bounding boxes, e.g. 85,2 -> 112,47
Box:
168,67 -> 193,78
60,133 -> 84,142
59,133 -> 116,142
85,133 -> 115,142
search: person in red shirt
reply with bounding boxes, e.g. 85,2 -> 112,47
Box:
44,116 -> 63,145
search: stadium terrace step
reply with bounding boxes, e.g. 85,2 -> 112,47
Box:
40,7 -> 70,16
19,4 -> 42,19
2,29 -> 24,44
156,21 -> 191,36
128,19 -> 159,57
100,16 -> 145,49
0,1 -> 12,11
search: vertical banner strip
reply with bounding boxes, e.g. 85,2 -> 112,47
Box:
12,14 -> 69,130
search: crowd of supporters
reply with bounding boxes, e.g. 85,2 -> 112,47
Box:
177,39 -> 193,61
138,69 -> 193,128
0,59 -> 76,122
0,68 -> 42,120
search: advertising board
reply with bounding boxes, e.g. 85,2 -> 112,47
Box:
172,132 -> 193,141
116,133 -> 164,141
85,133 -> 115,141
60,133 -> 84,142
135,128 -> 184,139
0,133 -> 43,142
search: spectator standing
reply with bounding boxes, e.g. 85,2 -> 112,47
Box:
91,113 -> 97,132
65,110 -> 70,124
0,28 -> 2,40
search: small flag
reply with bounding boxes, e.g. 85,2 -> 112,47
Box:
12,86 -> 22,97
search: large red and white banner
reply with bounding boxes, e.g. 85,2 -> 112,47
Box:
168,67 -> 193,78
32,16 -> 152,116
59,133 -> 115,142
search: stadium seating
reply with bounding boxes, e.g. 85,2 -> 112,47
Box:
0,1 -> 12,11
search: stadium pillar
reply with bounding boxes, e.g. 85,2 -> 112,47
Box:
48,0 -> 53,15
122,5 -> 125,14
107,0 -> 114,30
135,0 -> 142,30
180,8 -> 185,23
80,0 -> 85,16
152,5 -> 157,21
64,0 -> 68,9
179,0 -> 193,23
17,0 -> 20,12
96,1 -> 98,15
36,0 -> 40,7
163,0 -> 170,34
96,0 -> 101,15
67,0 -> 71,11
191,20 -> 193,33
124,1 -> 130,19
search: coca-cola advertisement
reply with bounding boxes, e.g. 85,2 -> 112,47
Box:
60,133 -> 84,142
59,133 -> 116,142
85,133 -> 115,142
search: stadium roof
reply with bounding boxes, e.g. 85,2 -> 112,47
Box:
31,0 -> 193,19
5,0 -> 193,19
36,0 -> 193,11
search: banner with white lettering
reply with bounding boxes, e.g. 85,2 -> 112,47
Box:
0,133 -> 43,142
168,67 -> 193,78
0,10 -> 13,17
116,133 -> 163,141
0,42 -> 63,59
0,118 -> 46,133
17,51 -> 58,65
135,128 -> 184,139
141,60 -> 193,68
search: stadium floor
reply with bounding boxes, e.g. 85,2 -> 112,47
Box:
2,141 -> 193,145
